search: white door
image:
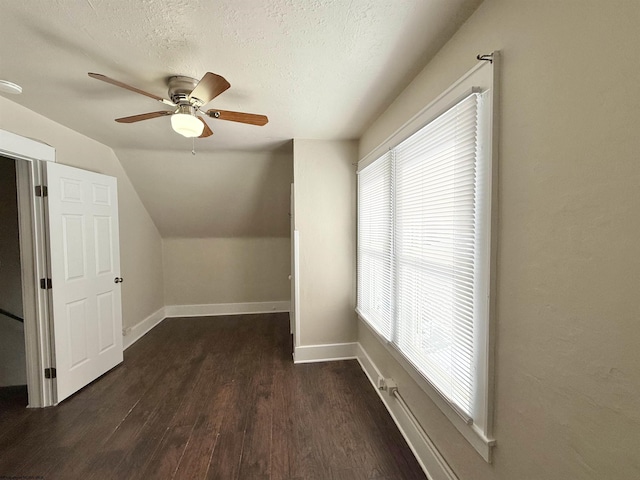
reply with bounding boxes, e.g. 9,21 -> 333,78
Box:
45,162 -> 123,403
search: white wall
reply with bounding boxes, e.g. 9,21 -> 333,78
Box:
163,237 -> 291,306
358,1 -> 640,479
0,157 -> 27,386
0,97 -> 164,329
293,139 -> 357,346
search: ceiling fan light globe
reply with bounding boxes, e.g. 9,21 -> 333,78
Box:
171,113 -> 204,138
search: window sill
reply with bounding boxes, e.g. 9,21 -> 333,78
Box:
358,313 -> 496,463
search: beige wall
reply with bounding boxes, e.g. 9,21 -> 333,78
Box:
0,97 -> 164,329
163,237 -> 290,305
118,148 -> 293,309
0,157 -> 27,386
293,139 -> 357,346
358,1 -> 640,479
116,148 -> 293,238
0,318 -> 27,387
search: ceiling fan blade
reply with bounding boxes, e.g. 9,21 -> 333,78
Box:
198,117 -> 213,137
88,73 -> 174,105
115,111 -> 173,123
189,72 -> 230,105
206,109 -> 269,126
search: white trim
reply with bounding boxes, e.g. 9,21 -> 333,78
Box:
122,302 -> 292,350
357,343 -> 458,480
164,301 -> 291,318
122,307 -> 166,350
0,129 -> 55,163
292,230 -> 301,347
293,342 -> 358,364
485,51 -> 501,441
15,159 -> 45,407
1,129 -> 56,408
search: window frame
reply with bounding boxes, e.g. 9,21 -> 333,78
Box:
356,55 -> 499,462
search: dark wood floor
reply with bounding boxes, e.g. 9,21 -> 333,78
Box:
0,313 -> 425,480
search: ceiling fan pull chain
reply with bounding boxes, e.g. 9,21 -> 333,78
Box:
192,137 -> 196,156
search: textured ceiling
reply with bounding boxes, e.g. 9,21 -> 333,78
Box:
1,0 -> 482,238
0,0 -> 482,153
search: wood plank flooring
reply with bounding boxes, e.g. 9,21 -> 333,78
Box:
0,313 -> 426,479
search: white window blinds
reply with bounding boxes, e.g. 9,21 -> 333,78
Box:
357,151 -> 393,340
357,92 -> 486,418
394,93 -> 480,415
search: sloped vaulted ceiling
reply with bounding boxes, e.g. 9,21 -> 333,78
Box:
0,0 -> 482,237
116,147 -> 293,238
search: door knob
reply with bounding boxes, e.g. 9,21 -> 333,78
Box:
114,277 -> 123,283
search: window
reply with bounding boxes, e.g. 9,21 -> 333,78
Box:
357,151 -> 393,340
357,60 -> 496,460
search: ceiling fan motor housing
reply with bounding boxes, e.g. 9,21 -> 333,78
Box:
168,76 -> 200,106
175,104 -> 197,116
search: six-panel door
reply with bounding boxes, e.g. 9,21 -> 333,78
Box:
45,162 -> 123,403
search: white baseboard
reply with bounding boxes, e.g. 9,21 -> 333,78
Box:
293,342 -> 358,364
164,301 -> 291,318
121,302 -> 290,350
356,343 -> 458,480
122,307 -> 166,350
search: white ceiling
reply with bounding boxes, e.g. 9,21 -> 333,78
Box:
0,0 -> 482,153
1,0 -> 481,238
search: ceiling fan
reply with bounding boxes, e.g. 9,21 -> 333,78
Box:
88,72 -> 268,138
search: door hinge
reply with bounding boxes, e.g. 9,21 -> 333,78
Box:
35,185 -> 48,197
44,367 -> 57,379
40,278 -> 52,289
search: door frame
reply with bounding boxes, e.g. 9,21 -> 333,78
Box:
0,129 -> 55,407
290,183 -> 300,350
